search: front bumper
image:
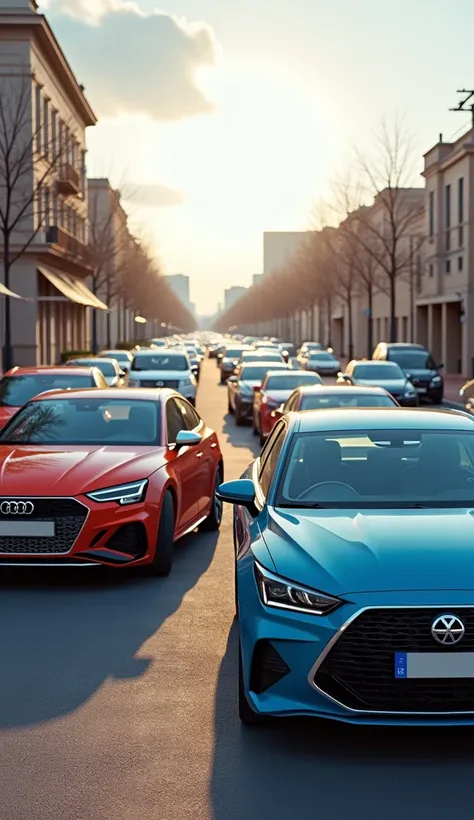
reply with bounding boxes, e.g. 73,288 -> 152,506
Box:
0,495 -> 160,568
395,394 -> 419,407
236,397 -> 254,418
239,558 -> 474,724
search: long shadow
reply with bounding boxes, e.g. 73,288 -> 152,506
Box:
221,414 -> 260,458
0,530 -> 218,728
211,623 -> 474,820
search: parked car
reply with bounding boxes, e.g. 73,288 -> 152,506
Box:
65,357 -> 126,387
128,349 -> 197,405
0,366 -> 108,429
337,360 -> 418,406
217,407 -> 474,725
278,342 -> 297,362
98,349 -> 133,374
227,362 -> 290,424
304,350 -> 340,376
253,369 -> 322,445
150,339 -> 169,348
271,384 -> 399,425
372,342 -> 444,403
219,346 -> 250,383
0,389 -> 223,574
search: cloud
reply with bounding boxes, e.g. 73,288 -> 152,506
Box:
124,182 -> 185,208
44,1 -> 219,121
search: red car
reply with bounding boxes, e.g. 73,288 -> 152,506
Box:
0,366 -> 108,429
0,388 -> 223,575
270,383 -> 400,424
252,369 -> 322,445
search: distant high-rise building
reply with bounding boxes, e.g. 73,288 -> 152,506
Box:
224,286 -> 247,311
263,232 -> 308,277
252,274 -> 263,286
163,274 -> 193,313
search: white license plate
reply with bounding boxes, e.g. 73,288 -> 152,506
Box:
395,651 -> 474,679
0,521 -> 55,537
416,387 -> 427,393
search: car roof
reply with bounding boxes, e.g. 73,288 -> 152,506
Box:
132,349 -> 185,356
70,357 -> 117,363
293,408 -> 474,433
241,361 -> 289,369
296,384 -> 390,395
5,366 -> 96,376
351,359 -> 400,367
98,349 -> 131,355
31,388 -> 176,402
380,342 -> 426,349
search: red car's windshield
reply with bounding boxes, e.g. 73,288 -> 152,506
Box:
0,375 -> 93,407
0,398 -> 161,445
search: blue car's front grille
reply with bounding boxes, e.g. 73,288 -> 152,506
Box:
315,608 -> 474,713
250,640 -> 290,694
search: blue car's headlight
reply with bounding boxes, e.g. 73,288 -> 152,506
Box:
254,561 -> 342,616
86,480 -> 148,505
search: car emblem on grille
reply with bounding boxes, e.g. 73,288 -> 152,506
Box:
156,381 -> 164,387
0,501 -> 35,515
431,613 -> 465,645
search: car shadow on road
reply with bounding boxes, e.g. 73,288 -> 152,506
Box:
0,530 -> 219,728
210,622 -> 474,820
221,414 -> 260,458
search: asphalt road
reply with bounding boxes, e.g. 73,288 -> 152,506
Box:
0,360 -> 473,820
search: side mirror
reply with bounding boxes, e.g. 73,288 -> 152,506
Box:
405,372 -> 412,380
119,369 -> 126,378
227,375 -> 238,383
271,405 -> 284,419
216,479 -> 256,510
438,363 -> 444,370
253,385 -> 262,392
175,430 -> 201,448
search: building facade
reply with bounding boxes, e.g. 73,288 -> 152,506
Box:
420,129 -> 474,376
224,285 -> 247,311
0,0 -> 101,366
163,274 -> 193,312
263,232 -> 307,277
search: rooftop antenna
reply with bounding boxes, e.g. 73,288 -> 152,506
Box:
450,90 -> 474,129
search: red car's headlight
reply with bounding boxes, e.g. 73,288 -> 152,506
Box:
86,479 -> 148,505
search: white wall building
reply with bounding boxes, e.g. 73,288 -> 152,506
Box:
224,285 -> 247,311
263,231 -> 307,277
0,0 -> 101,365
163,274 -> 193,313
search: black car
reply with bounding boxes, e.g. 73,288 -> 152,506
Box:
372,342 -> 443,403
337,360 -> 418,406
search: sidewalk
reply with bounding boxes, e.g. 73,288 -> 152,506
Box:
443,373 -> 467,405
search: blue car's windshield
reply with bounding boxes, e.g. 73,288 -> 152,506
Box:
276,429 -> 474,507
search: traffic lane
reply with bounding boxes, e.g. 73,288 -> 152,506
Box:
0,359 -> 250,820
209,369 -> 474,820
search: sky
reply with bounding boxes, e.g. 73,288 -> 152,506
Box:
39,0 -> 474,314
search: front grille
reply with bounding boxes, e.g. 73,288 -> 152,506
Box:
105,523 -> 147,558
250,640 -> 290,694
139,379 -> 179,388
0,498 -> 87,555
315,608 -> 474,713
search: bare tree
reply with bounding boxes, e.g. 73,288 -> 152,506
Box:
0,71 -> 68,369
354,119 -> 425,342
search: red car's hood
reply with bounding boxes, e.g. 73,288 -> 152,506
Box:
0,406 -> 19,429
0,446 -> 167,495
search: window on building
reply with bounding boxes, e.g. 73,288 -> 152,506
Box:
37,182 -> 42,228
51,110 -> 57,159
44,188 -> 50,227
445,184 -> 451,250
458,256 -> 464,272
402,316 -> 408,341
43,98 -> 49,159
446,259 -> 451,274
35,86 -> 42,154
81,149 -> 87,195
58,119 -> 64,160
429,263 -> 434,278
429,191 -> 435,237
458,177 -> 464,223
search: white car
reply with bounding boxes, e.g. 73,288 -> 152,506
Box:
128,349 -> 197,404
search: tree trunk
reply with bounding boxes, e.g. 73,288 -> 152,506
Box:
367,284 -> 373,358
106,309 -> 111,348
389,274 -> 396,342
347,293 -> 354,361
3,248 -> 12,372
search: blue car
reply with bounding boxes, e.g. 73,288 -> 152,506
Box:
217,408 -> 474,726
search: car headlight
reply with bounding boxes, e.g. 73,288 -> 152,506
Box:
430,375 -> 442,385
254,562 -> 342,616
86,480 -> 148,505
404,388 -> 416,397
128,378 -> 140,387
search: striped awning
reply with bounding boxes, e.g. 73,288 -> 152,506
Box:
37,267 -> 108,310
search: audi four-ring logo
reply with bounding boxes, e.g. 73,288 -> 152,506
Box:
0,501 -> 35,515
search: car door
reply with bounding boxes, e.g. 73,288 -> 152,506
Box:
165,397 -> 201,532
174,397 -> 213,517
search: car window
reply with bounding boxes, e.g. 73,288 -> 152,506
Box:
284,392 -> 298,412
166,398 -> 188,443
132,354 -> 188,372
175,398 -> 201,430
258,422 -> 286,498
0,374 -> 95,406
354,363 -> 404,379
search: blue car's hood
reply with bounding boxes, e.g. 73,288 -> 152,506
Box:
262,507 -> 474,594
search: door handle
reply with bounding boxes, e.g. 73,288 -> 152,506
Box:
196,452 -> 203,458
210,442 -> 217,448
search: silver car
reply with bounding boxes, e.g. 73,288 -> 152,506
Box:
128,349 -> 197,404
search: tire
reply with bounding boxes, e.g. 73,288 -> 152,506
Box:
146,491 -> 175,577
235,403 -> 245,426
238,639 -> 267,726
259,429 -> 265,447
200,468 -> 223,532
252,413 -> 258,435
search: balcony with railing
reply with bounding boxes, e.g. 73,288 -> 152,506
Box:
56,163 -> 81,196
46,225 -> 90,265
